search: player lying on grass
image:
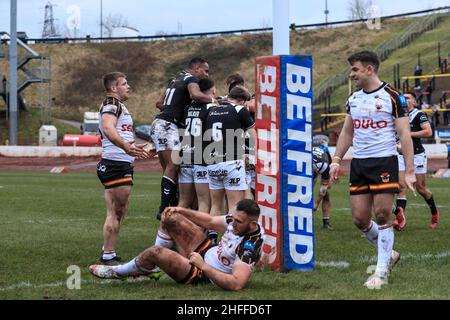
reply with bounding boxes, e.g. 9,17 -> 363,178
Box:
89,199 -> 264,291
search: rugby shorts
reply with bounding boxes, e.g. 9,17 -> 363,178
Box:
150,118 -> 181,152
207,160 -> 247,191
97,159 -> 134,189
398,152 -> 427,174
178,238 -> 215,285
349,156 -> 399,195
178,164 -> 209,184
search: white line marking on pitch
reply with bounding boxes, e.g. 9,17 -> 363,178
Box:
0,276 -> 157,292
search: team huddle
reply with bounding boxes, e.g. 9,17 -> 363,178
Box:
88,51 -> 440,291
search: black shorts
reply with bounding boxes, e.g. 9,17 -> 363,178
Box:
349,156 -> 399,195
96,159 -> 134,189
179,238 -> 215,285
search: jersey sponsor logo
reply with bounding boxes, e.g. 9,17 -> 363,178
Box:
121,124 -> 133,132
353,119 -> 387,129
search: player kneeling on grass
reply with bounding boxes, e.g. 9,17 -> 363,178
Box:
89,199 -> 264,291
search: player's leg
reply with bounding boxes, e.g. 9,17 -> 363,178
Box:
392,170 -> 407,231
193,165 -> 211,213
90,246 -> 194,283
416,173 -> 440,228
102,185 -> 131,264
224,160 -> 247,213
322,189 -> 333,230
151,119 -> 180,219
161,209 -> 208,257
178,165 -> 195,208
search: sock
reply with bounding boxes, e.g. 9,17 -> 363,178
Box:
155,230 -> 174,248
102,250 -> 116,261
425,195 -> 438,215
376,224 -> 394,275
393,198 -> 407,215
159,176 -> 177,213
323,217 -> 331,225
362,221 -> 379,248
115,257 -> 156,276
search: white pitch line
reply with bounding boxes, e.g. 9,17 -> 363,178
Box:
361,250 -> 450,264
316,261 -> 350,268
0,276 -> 158,292
0,216 -> 151,225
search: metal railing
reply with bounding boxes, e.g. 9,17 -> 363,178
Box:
313,12 -> 447,106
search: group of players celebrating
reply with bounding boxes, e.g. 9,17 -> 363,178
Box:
90,51 -> 440,291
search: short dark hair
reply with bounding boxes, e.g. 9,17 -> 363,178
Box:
236,199 -> 260,219
189,57 -> 207,68
103,72 -> 126,92
198,78 -> 215,92
228,86 -> 251,102
226,74 -> 245,92
404,91 -> 417,100
347,51 -> 380,72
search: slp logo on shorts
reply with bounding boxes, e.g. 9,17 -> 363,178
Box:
196,171 -> 207,178
380,172 -> 390,183
97,164 -> 106,173
229,178 -> 241,186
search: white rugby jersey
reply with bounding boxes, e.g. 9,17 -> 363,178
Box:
99,96 -> 134,163
346,82 -> 408,158
204,214 -> 263,274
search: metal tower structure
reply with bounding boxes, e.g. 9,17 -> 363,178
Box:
42,2 -> 58,37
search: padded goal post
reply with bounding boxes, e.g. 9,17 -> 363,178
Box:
255,55 -> 314,272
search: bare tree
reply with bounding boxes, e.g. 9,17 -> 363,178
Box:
348,0 -> 372,21
102,13 -> 132,37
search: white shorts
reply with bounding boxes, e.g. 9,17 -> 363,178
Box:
150,119 -> 180,152
207,160 -> 247,191
178,164 -> 209,184
398,152 -> 427,174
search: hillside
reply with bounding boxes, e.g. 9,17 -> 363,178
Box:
1,14 -> 448,144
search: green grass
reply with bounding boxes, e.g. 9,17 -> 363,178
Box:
0,171 -> 449,299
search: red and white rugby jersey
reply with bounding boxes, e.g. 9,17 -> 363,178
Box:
346,82 -> 408,158
204,214 -> 263,274
98,96 -> 135,163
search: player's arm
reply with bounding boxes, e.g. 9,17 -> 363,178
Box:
329,115 -> 353,181
101,114 -> 146,158
395,116 -> 416,194
188,83 -> 216,103
162,206 -> 227,233
189,254 -> 252,291
155,90 -> 165,110
411,119 -> 432,138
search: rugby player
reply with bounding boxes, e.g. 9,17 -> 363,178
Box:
151,57 -> 213,221
178,78 -> 216,213
312,146 -> 333,230
329,51 -> 416,289
392,91 -> 440,230
96,72 -> 151,265
89,199 -> 264,291
204,86 -> 255,220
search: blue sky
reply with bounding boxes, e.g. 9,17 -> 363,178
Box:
0,0 -> 449,38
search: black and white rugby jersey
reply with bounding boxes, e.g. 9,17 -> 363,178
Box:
408,108 -> 430,154
156,70 -> 199,127
346,82 -> 408,158
204,102 -> 255,163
